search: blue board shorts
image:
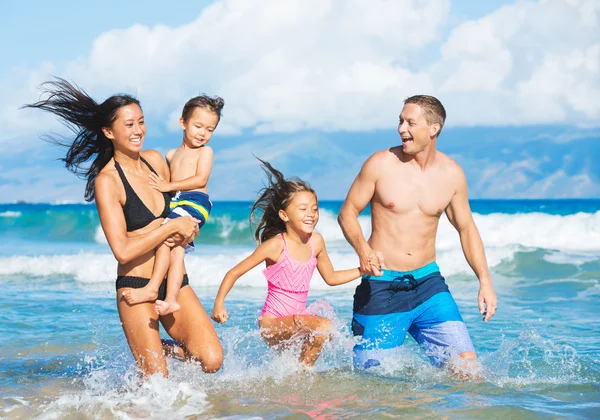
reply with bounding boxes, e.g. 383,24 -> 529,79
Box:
352,262 -> 475,368
164,191 -> 212,252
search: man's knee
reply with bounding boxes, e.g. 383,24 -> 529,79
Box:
458,351 -> 477,359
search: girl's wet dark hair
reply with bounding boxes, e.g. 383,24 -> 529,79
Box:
22,78 -> 140,202
181,95 -> 225,123
250,158 -> 317,244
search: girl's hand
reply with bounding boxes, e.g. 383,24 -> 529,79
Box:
149,172 -> 172,192
211,304 -> 229,324
359,246 -> 384,276
366,251 -> 385,275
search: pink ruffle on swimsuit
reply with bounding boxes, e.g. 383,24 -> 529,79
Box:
260,234 -> 318,318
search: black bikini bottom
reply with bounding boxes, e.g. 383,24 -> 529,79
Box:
116,274 -> 189,301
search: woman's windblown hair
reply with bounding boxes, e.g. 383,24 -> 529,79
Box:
250,158 -> 316,244
22,78 -> 140,202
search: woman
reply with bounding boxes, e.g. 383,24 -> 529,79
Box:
24,78 -> 223,377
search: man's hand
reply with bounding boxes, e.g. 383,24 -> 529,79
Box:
211,303 -> 229,324
478,282 -> 497,322
359,246 -> 384,276
149,172 -> 172,193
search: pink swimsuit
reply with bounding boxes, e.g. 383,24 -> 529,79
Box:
260,234 -> 318,318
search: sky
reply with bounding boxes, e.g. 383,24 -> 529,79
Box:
0,0 -> 599,203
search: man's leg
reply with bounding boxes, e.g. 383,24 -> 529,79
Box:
408,292 -> 476,368
352,311 -> 411,369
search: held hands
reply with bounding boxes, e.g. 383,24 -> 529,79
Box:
359,246 -> 385,276
149,172 -> 172,193
165,217 -> 200,247
211,303 -> 229,324
478,282 -> 498,322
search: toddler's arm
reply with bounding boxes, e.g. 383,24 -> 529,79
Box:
149,146 -> 214,192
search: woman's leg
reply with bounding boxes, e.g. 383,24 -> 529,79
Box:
160,285 -> 223,373
260,315 -> 332,366
117,290 -> 168,377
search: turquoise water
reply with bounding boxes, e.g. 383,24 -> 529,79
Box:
1,200 -> 599,418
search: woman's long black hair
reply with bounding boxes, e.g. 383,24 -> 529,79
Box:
22,78 -> 140,201
250,158 -> 316,244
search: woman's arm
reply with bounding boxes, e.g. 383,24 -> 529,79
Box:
211,238 -> 281,323
95,172 -> 198,264
313,233 -> 364,286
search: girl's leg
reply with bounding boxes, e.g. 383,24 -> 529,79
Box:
260,315 -> 332,366
117,289 -> 168,377
160,284 -> 223,373
123,244 -> 171,305
154,245 -> 185,316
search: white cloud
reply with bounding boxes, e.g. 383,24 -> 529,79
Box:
1,0 -> 599,144
437,0 -> 600,126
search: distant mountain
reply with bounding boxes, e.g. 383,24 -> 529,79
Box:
1,125 -> 598,202
238,126 -> 600,200
439,126 -> 600,198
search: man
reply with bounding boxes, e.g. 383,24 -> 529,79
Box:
338,95 -> 497,370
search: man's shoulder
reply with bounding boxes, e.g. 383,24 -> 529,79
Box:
364,147 -> 400,166
435,152 -> 466,184
358,148 -> 401,180
436,151 -> 463,171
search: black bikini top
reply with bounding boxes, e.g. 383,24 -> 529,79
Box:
114,156 -> 171,232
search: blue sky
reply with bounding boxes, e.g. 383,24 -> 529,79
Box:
1,0 -> 599,202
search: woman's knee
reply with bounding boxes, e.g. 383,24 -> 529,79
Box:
191,347 -> 223,373
185,342 -> 223,373
201,353 -> 223,373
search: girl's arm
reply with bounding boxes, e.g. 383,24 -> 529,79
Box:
313,233 -> 364,286
95,172 -> 198,264
211,238 -> 281,324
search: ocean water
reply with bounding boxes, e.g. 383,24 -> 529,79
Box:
1,199 -> 599,418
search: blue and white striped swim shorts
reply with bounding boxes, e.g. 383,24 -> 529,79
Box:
165,191 -> 212,252
352,262 -> 475,368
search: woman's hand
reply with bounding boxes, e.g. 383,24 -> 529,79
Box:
149,172 -> 172,193
165,217 -> 199,247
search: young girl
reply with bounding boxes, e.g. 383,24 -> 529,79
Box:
123,95 -> 224,316
211,159 -> 382,366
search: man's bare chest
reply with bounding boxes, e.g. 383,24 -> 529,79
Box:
376,172 -> 454,217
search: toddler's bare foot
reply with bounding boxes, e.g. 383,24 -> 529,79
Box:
154,299 -> 181,316
122,287 -> 158,305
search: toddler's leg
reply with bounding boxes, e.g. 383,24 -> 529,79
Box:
154,245 -> 186,315
122,243 -> 170,305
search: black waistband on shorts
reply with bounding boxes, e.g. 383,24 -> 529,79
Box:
353,272 -> 449,315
